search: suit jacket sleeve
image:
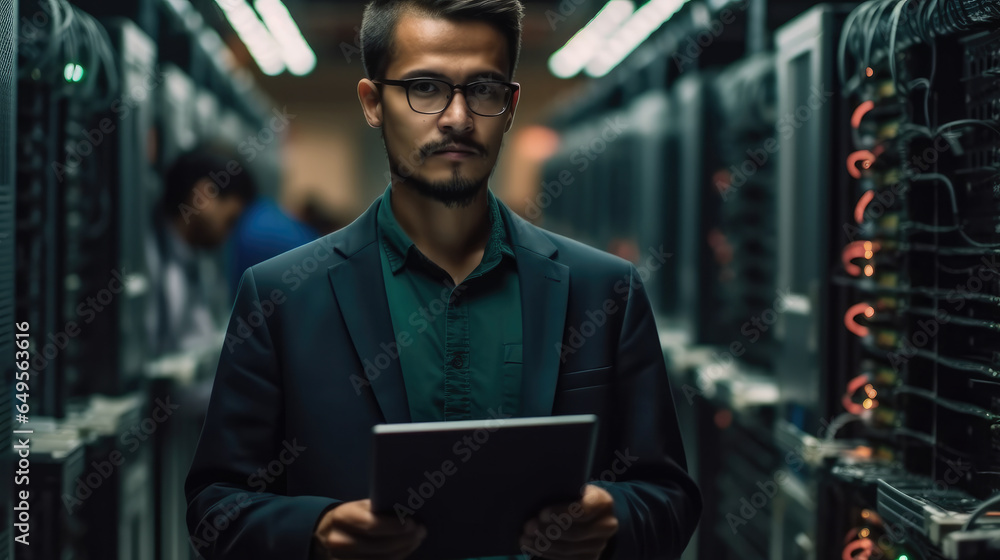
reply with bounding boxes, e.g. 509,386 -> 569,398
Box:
184,267 -> 341,559
595,263 -> 702,559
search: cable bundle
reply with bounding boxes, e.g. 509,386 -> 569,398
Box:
17,0 -> 119,106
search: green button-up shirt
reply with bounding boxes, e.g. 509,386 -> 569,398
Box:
377,183 -> 524,424
377,185 -> 525,560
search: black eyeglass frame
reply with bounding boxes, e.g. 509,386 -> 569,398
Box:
373,77 -> 520,117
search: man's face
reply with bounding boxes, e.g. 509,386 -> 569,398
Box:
185,179 -> 247,248
359,12 -> 518,208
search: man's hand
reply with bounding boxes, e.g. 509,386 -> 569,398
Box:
519,484 -> 618,560
311,499 -> 427,560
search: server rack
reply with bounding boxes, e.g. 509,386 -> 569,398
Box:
156,64 -> 198,173
631,90 -> 681,317
674,71 -> 726,347
773,4 -> 855,438
15,0 -> 72,418
70,394 -> 155,560
773,7 -> 859,559
66,18 -> 158,399
822,1 -> 1000,558
712,53 -> 779,367
538,1 -> 1000,559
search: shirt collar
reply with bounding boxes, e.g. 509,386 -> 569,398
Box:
377,183 -> 516,275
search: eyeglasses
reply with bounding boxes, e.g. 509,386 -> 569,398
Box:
373,77 -> 519,117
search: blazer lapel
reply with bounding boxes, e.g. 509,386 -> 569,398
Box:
327,197 -> 411,424
500,204 -> 570,418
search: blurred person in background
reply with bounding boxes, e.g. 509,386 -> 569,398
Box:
146,143 -> 258,356
300,192 -> 349,236
228,193 -> 321,296
186,1 -> 701,560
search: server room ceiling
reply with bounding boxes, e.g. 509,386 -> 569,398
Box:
189,0 -> 596,103
192,0 -> 593,76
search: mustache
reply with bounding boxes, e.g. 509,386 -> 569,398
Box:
419,138 -> 487,158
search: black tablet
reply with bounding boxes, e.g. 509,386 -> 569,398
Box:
370,414 -> 599,560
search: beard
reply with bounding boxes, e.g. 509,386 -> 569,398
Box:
397,166 -> 487,209
386,143 -> 491,209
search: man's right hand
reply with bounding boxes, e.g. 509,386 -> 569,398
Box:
311,499 -> 427,560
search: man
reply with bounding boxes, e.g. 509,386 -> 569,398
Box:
146,144 -> 258,356
300,192 -> 348,236
184,1 -> 701,559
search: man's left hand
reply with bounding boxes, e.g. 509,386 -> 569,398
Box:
519,483 -> 618,559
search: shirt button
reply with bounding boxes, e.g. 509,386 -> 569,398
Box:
451,355 -> 464,368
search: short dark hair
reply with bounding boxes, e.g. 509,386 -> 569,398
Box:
161,143 -> 258,216
360,0 -> 525,81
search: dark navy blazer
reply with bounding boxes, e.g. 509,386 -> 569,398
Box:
185,193 -> 702,559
